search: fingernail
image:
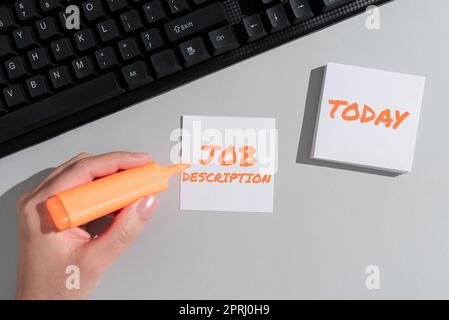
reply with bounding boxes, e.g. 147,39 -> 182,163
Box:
137,196 -> 158,220
132,152 -> 150,159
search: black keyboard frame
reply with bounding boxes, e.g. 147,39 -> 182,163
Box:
0,0 -> 393,158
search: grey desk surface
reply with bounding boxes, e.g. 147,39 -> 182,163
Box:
1,0 -> 448,299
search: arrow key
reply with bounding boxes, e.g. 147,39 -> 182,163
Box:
266,4 -> 291,33
242,14 -> 267,43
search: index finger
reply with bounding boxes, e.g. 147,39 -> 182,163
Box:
37,151 -> 151,199
31,152 -> 93,195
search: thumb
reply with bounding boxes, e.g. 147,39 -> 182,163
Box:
86,196 -> 158,269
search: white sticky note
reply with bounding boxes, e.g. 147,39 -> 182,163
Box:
180,115 -> 277,212
312,63 -> 426,173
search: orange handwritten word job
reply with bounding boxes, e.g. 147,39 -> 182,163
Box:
328,100 -> 410,130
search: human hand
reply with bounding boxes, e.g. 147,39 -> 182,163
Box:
15,152 -> 158,300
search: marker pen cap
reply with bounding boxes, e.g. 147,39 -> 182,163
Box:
47,196 -> 71,230
46,162 -> 189,230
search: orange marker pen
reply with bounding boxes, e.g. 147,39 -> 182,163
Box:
46,162 -> 189,230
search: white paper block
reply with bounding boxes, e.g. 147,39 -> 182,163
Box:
311,63 -> 426,173
180,115 -> 276,213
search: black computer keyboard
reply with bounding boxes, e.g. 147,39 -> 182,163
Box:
0,0 -> 392,157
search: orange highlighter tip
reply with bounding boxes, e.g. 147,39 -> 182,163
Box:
164,163 -> 191,177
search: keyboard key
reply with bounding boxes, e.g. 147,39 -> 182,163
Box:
72,56 -> 97,80
26,75 -> 51,99
95,47 -> 120,70
0,8 -> 17,32
179,37 -> 210,67
15,0 -> 40,22
58,10 -> 75,31
0,36 -> 16,59
163,2 -> 228,43
120,10 -> 144,33
82,0 -> 107,21
39,0 -> 64,13
13,26 -> 39,50
288,0 -> 314,24
266,4 -> 291,33
50,37 -> 76,61
208,25 -> 239,55
121,61 -> 153,90
118,38 -> 143,61
142,1 -> 167,25
0,73 -> 125,144
57,10 -> 67,29
97,19 -> 121,42
74,29 -> 98,52
27,47 -> 53,70
318,0 -> 354,12
5,56 -> 30,80
242,14 -> 267,42
49,65 -> 74,89
3,84 -> 27,109
141,29 -> 165,52
166,0 -> 190,16
150,49 -> 182,78
36,17 -> 61,41
106,0 -> 130,13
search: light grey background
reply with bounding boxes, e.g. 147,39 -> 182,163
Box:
1,0 -> 448,299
